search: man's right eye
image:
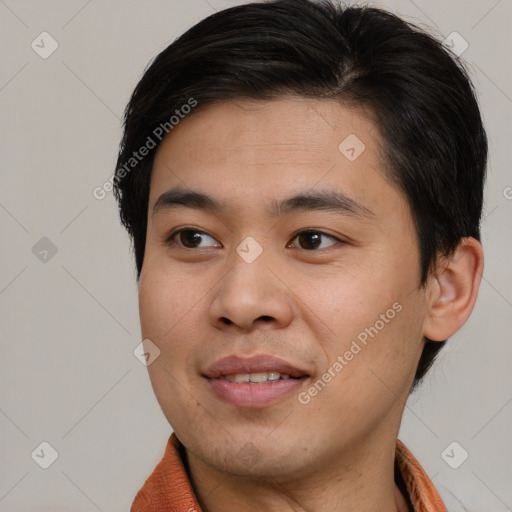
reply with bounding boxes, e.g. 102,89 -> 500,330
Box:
165,228 -> 220,249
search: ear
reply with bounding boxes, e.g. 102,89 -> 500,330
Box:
423,237 -> 484,342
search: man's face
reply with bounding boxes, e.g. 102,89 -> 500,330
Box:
139,97 -> 429,479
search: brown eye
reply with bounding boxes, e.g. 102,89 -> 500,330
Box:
289,230 -> 340,250
168,229 -> 219,249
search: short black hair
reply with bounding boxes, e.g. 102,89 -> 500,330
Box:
113,0 -> 487,389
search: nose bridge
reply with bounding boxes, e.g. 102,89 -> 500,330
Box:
209,235 -> 294,330
225,235 -> 272,302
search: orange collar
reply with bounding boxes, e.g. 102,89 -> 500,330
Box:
131,433 -> 447,512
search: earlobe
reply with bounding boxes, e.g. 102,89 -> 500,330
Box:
423,237 -> 484,342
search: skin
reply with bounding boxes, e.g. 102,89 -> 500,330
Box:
138,96 -> 484,511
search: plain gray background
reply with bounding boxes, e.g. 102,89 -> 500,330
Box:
1,0 -> 511,510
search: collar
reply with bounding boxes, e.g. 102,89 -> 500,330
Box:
131,433 -> 447,512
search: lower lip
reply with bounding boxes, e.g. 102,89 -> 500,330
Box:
205,377 -> 308,408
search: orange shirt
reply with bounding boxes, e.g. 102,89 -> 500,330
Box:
131,433 -> 447,512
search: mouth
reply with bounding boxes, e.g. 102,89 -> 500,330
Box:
202,355 -> 311,408
204,374 -> 310,408
219,371 -> 306,383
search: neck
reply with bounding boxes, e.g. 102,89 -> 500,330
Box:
183,429 -> 410,512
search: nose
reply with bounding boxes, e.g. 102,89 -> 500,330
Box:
208,251 -> 295,332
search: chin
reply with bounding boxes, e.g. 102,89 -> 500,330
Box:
189,432 -> 315,481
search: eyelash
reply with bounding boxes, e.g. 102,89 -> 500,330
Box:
164,227 -> 343,251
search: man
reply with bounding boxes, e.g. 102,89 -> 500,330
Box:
113,0 -> 487,510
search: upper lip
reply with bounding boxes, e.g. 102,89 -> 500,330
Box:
202,354 -> 310,379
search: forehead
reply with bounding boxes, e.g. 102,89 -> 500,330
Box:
149,96 -> 401,219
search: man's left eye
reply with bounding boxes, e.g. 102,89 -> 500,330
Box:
288,230 -> 341,251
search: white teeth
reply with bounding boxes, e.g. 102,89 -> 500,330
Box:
223,371 -> 292,383
224,374 -> 250,383
249,372 -> 268,383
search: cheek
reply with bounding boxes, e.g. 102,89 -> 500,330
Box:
290,259 -> 401,343
138,264 -> 204,426
138,263 -> 205,340
138,263 -> 208,395
322,294 -> 423,405
295,258 -> 424,401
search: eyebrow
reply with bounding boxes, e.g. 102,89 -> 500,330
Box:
152,187 -> 374,218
